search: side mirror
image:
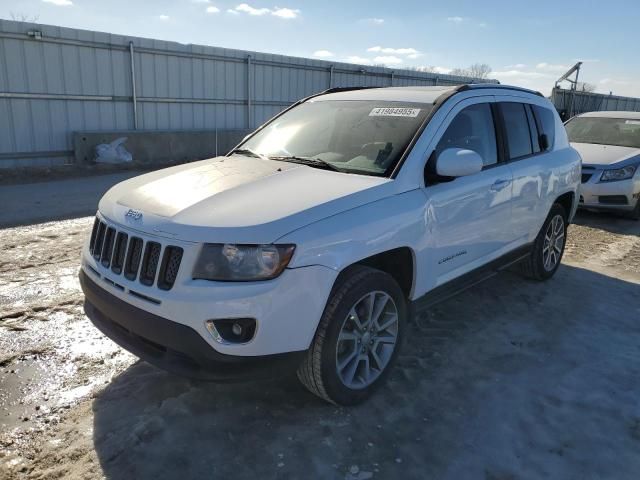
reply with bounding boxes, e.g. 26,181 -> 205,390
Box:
435,148 -> 484,177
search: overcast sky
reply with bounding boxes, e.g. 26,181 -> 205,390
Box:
2,0 -> 639,97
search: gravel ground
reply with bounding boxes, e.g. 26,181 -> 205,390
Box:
1,211 -> 639,479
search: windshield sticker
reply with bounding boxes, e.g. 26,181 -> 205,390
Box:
624,120 -> 640,125
369,107 -> 421,118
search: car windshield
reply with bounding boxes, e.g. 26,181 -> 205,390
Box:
239,100 -> 432,176
565,116 -> 640,148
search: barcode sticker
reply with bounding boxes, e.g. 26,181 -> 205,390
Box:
369,107 -> 421,117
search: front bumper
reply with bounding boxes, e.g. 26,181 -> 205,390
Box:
80,269 -> 306,381
579,170 -> 640,212
82,213 -> 338,357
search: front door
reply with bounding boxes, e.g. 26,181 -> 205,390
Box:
420,99 -> 514,289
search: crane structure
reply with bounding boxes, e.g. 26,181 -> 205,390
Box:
555,62 -> 583,117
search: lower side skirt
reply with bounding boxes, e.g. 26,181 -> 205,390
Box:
412,243 -> 532,313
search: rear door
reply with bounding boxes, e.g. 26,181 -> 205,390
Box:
420,97 -> 514,287
499,99 -> 555,244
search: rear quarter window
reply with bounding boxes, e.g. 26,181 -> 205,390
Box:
532,105 -> 556,150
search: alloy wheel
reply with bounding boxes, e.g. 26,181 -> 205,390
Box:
335,291 -> 399,389
542,214 -> 565,271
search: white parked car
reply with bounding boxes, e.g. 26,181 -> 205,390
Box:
80,84 -> 581,405
566,111 -> 640,219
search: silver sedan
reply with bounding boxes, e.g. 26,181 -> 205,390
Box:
567,111 -> 640,220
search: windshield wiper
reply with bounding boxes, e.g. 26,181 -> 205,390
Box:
229,148 -> 269,160
269,155 -> 343,172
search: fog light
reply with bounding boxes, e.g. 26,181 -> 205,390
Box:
205,318 -> 256,344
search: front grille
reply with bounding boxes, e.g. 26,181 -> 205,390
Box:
581,167 -> 596,183
124,237 -> 143,281
100,227 -> 116,268
599,195 -> 628,205
89,217 -> 183,290
92,221 -> 106,260
111,232 -> 128,274
89,218 -> 100,252
140,242 -> 161,286
158,246 -> 184,290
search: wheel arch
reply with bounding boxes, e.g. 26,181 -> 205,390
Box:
336,247 -> 416,300
554,190 -> 576,222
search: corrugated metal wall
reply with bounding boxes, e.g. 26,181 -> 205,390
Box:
0,19 -> 496,168
551,87 -> 640,119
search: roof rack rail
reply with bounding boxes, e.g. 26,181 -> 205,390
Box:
320,86 -> 380,95
296,86 -> 379,105
456,84 -> 544,97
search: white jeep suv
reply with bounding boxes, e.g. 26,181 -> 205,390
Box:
80,84 -> 581,405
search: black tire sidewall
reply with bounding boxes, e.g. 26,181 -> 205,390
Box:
320,269 -> 406,406
629,198 -> 640,220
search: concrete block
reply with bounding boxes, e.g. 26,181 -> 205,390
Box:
73,129 -> 251,165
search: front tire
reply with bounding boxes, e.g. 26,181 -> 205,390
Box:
520,203 -> 568,281
297,266 -> 406,405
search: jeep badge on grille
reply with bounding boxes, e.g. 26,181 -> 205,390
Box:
125,209 -> 143,220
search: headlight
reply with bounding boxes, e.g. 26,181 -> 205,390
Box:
600,165 -> 637,182
193,244 -> 295,281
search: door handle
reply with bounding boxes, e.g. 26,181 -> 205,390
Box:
490,179 -> 511,191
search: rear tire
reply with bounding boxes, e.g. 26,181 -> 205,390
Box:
520,203 -> 568,281
297,266 -> 406,405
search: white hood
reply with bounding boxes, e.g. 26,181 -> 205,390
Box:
99,156 -> 393,243
571,142 -> 640,167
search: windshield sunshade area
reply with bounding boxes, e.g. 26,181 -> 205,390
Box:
238,100 -> 432,176
566,117 -> 640,149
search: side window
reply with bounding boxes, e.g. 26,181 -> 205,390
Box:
435,103 -> 498,167
500,103 -> 533,159
532,105 -> 556,150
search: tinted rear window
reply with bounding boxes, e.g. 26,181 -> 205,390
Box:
533,105 -> 556,150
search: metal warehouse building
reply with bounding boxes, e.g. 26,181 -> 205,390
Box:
551,87 -> 640,119
0,19 -> 498,169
